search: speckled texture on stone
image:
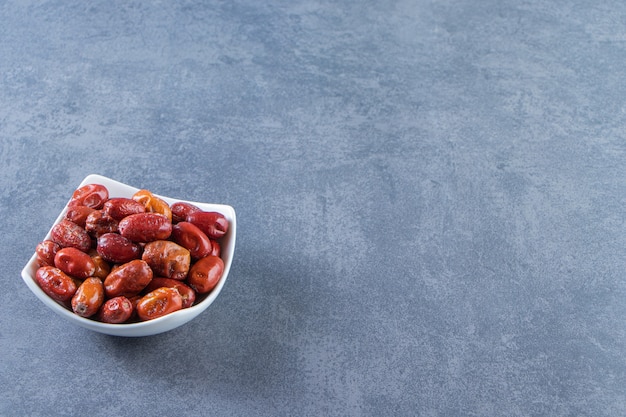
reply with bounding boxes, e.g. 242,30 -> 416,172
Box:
1,1 -> 625,416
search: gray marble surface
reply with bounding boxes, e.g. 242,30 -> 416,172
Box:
1,1 -> 625,416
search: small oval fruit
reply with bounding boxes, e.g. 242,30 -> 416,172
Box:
97,232 -> 141,264
209,240 -> 221,257
132,189 -> 172,222
50,220 -> 91,253
170,202 -> 202,223
186,255 -> 224,294
104,259 -> 153,298
185,211 -> 229,239
97,296 -> 134,324
35,266 -> 78,303
136,287 -> 183,321
85,210 -> 118,238
171,221 -> 212,259
143,277 -> 196,308
36,240 -> 61,267
71,277 -> 104,318
102,198 -> 146,221
118,213 -> 172,242
54,247 -> 96,279
142,240 -> 190,280
89,252 -> 111,280
68,184 -> 109,209
64,205 -> 96,228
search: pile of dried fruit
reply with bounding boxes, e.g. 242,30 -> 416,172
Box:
34,184 -> 229,323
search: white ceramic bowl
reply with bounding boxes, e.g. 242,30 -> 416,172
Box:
21,174 -> 236,337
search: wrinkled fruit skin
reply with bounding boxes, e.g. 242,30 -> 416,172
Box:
50,220 -> 91,252
97,296 -> 133,324
132,189 -> 172,222
97,233 -> 141,264
136,287 -> 183,321
104,259 -> 153,298
144,277 -> 196,308
142,240 -> 190,280
170,202 -> 202,223
102,198 -> 145,221
64,205 -> 96,228
209,240 -> 221,257
171,222 -> 212,259
90,252 -> 111,280
185,211 -> 229,239
186,255 -> 224,294
118,213 -> 172,242
32,183 -> 231,324
85,210 -> 118,238
36,240 -> 61,267
35,266 -> 78,303
54,247 -> 96,279
71,277 -> 104,318
68,184 -> 109,209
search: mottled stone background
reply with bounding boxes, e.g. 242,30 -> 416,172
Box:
1,1 -> 625,416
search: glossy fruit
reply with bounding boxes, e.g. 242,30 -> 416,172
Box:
85,210 -> 118,238
136,287 -> 183,321
102,198 -> 145,221
171,221 -> 212,259
32,182 -> 231,325
50,220 -> 91,252
97,232 -> 141,264
185,211 -> 229,239
141,240 -> 190,280
89,252 -> 111,280
170,201 -> 202,223
97,296 -> 133,323
68,184 -> 109,209
54,247 -> 96,279
132,189 -> 172,222
118,213 -> 172,242
128,295 -> 142,321
35,266 -> 78,303
104,259 -> 153,298
64,205 -> 96,228
186,255 -> 224,294
71,277 -> 104,318
143,277 -> 196,308
209,240 -> 221,257
36,240 -> 61,267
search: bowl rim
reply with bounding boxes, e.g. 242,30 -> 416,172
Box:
21,173 -> 237,337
